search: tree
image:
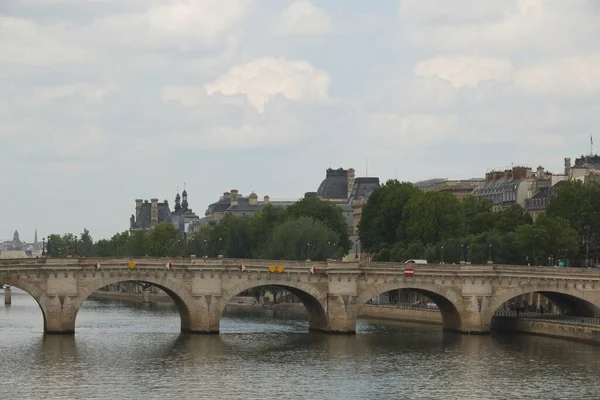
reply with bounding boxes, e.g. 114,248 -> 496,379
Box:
547,181 -> 600,265
461,196 -> 496,235
263,216 -> 339,261
494,205 -> 532,234
145,223 -> 182,257
403,192 -> 466,245
126,230 -> 147,257
79,229 -> 95,257
286,196 -> 351,254
358,180 -> 420,254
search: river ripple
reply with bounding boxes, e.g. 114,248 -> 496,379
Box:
2,289 -> 600,400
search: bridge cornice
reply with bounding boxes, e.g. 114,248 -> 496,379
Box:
2,258 -> 600,281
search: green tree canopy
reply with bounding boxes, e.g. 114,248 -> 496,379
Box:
358,180 -> 420,254
263,216 -> 339,261
403,191 -> 466,245
286,196 -> 351,254
145,223 -> 183,257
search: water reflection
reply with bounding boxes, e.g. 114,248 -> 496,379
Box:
3,291 -> 600,399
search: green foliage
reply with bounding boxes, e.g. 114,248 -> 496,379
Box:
145,223 -> 183,257
263,216 -> 340,261
403,192 -> 466,245
45,182 -> 594,266
493,205 -> 532,234
286,196 -> 351,253
358,180 -> 420,253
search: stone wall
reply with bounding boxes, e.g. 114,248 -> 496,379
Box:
491,317 -> 600,344
359,305 -> 442,324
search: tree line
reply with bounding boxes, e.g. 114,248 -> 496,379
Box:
47,196 -> 352,261
358,179 -> 600,266
47,180 -> 600,266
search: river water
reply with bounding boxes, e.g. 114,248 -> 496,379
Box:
2,289 -> 600,400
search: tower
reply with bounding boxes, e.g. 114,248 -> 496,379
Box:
34,229 -> 38,248
174,191 -> 181,212
181,184 -> 189,211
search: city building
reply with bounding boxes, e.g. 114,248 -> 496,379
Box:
313,167 -> 380,261
414,178 -> 485,200
130,198 -> 171,232
171,188 -> 201,234
0,230 -> 39,259
204,189 -> 295,226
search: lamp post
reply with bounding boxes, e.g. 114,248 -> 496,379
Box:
203,239 -> 207,258
42,237 -> 46,256
46,237 -> 51,257
306,243 -> 311,261
488,244 -> 492,264
355,238 -> 360,261
466,245 -> 470,263
461,244 -> 465,263
440,245 -> 444,264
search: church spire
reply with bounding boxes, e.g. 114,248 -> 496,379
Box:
174,186 -> 181,212
181,182 -> 189,210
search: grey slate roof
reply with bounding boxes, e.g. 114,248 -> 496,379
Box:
317,168 -> 348,199
349,177 -> 380,202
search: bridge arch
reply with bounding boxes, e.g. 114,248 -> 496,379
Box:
74,274 -> 196,333
482,285 -> 600,329
0,277 -> 48,330
357,282 -> 463,331
218,280 -> 329,332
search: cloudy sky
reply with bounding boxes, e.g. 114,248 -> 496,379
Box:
2,0 -> 599,241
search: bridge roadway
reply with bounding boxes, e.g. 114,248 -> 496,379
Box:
2,258 -> 600,335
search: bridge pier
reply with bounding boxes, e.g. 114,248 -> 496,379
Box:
4,287 -> 11,305
324,295 -> 358,334
44,295 -> 77,334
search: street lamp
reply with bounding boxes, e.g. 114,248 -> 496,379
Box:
355,239 -> 360,260
46,237 -> 51,257
42,237 -> 46,256
466,245 -> 470,263
488,244 -> 492,264
461,244 -> 465,263
440,245 -> 444,264
306,243 -> 311,261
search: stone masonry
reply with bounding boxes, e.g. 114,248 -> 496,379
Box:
2,258 -> 600,335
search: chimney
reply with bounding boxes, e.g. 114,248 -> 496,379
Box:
347,168 -> 355,199
536,166 -> 544,179
135,199 -> 143,219
223,192 -> 231,200
264,195 -> 270,206
248,192 -> 258,206
150,198 -> 159,226
564,157 -> 571,176
230,189 -> 239,207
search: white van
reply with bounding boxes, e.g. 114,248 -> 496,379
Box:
404,259 -> 428,264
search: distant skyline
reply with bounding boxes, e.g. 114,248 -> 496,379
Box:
2,0 -> 599,240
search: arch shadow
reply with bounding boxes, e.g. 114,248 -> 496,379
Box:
484,287 -> 600,328
357,283 -> 463,332
219,282 -> 329,332
75,276 -> 194,333
0,277 -> 48,331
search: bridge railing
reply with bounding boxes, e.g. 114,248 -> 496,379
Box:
494,310 -> 600,326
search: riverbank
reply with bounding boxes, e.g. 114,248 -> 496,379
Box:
88,291 -> 600,344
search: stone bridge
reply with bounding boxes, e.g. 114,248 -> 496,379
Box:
2,258 -> 600,335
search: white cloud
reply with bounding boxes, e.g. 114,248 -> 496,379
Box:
274,0 -> 332,35
205,57 -> 331,112
399,0 -> 509,22
89,0 -> 253,49
513,55 -> 600,97
415,56 -> 514,89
